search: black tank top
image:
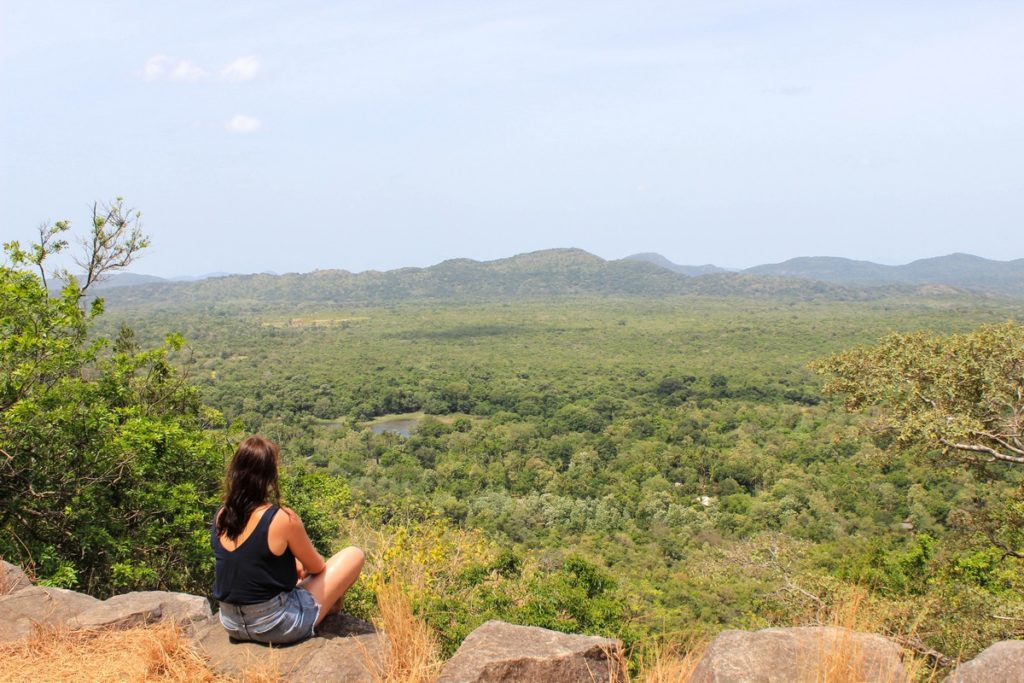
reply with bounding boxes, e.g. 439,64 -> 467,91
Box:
211,505 -> 297,604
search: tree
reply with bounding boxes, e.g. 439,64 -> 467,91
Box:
813,323 -> 1024,557
1,200 -> 226,595
813,323 -> 1024,467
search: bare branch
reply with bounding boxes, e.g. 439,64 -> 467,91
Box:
980,432 -> 1024,456
990,538 -> 1024,560
892,635 -> 955,669
34,224 -> 49,289
765,544 -> 826,615
939,439 -> 1024,465
72,198 -> 150,295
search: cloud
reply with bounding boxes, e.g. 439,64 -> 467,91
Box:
170,60 -> 209,82
142,55 -> 170,81
140,55 -> 260,83
225,114 -> 262,134
221,56 -> 261,82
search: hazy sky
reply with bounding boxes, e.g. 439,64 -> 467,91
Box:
2,0 -> 1022,277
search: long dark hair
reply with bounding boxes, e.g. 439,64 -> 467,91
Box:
219,435 -> 281,541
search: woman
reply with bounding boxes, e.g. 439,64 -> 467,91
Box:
211,435 -> 364,644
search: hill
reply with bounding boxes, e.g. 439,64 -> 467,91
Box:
623,252 -> 731,276
70,272 -> 167,289
55,272 -> 232,290
744,253 -> 1024,294
99,248 -> 878,307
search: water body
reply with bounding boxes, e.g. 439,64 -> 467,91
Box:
370,418 -> 418,437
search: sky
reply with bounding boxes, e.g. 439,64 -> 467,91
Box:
1,0 -> 1022,277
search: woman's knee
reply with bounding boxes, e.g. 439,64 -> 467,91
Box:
331,545 -> 365,570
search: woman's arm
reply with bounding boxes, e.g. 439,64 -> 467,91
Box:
282,507 -> 327,575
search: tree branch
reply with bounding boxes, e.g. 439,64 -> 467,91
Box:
939,439 -> 1024,465
73,198 -> 149,296
977,431 -> 1024,457
893,635 -> 955,669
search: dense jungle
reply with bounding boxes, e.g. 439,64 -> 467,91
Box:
5,226 -> 1024,672
85,292 -> 1024,661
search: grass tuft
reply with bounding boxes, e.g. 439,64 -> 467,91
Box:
613,638 -> 707,683
0,621 -> 282,683
0,622 -> 225,683
366,581 -> 442,683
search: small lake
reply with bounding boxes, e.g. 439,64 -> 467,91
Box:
370,418 -> 418,437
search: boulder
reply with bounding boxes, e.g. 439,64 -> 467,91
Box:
69,591 -> 211,632
191,612 -> 384,683
1,560 -> 32,595
0,586 -> 100,642
437,620 -> 622,683
689,626 -> 906,683
945,640 -> 1024,682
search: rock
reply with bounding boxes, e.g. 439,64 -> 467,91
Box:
437,620 -> 622,683
689,626 -> 906,683
1,560 -> 32,595
945,640 -> 1024,682
192,612 -> 384,682
69,591 -> 211,632
0,586 -> 100,642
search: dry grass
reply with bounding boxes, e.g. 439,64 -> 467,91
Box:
0,622 -> 225,683
233,658 -> 284,683
610,638 -> 707,683
365,582 -> 442,683
604,589 -> 939,683
809,588 -> 938,683
0,622 -> 283,683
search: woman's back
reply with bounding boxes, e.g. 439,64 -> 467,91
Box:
212,434 -> 364,645
212,504 -> 297,604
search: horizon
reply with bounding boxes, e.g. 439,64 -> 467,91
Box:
4,2 -> 1023,277
90,246 -> 1021,281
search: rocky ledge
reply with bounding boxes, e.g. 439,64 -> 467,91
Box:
3,560 -> 1022,682
690,626 -> 906,682
0,560 -> 621,682
438,620 -> 621,683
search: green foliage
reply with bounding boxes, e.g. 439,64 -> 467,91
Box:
814,323 -> 1024,467
11,203 -> 1024,666
92,293 -> 1024,658
815,323 -> 1024,558
281,466 -> 352,552
417,552 -> 635,657
1,226 -> 227,596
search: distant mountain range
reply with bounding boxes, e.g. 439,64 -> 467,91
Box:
742,253 -> 1024,290
82,248 -> 975,308
87,271 -> 234,289
626,252 -> 1024,295
92,249 -> 1024,308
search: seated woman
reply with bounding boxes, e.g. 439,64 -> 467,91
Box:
212,435 -> 364,644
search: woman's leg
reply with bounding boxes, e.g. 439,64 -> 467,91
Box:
301,546 -> 365,625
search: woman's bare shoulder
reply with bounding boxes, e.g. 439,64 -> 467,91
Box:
274,505 -> 304,527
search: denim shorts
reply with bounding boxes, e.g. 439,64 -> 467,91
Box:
218,587 -> 320,645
